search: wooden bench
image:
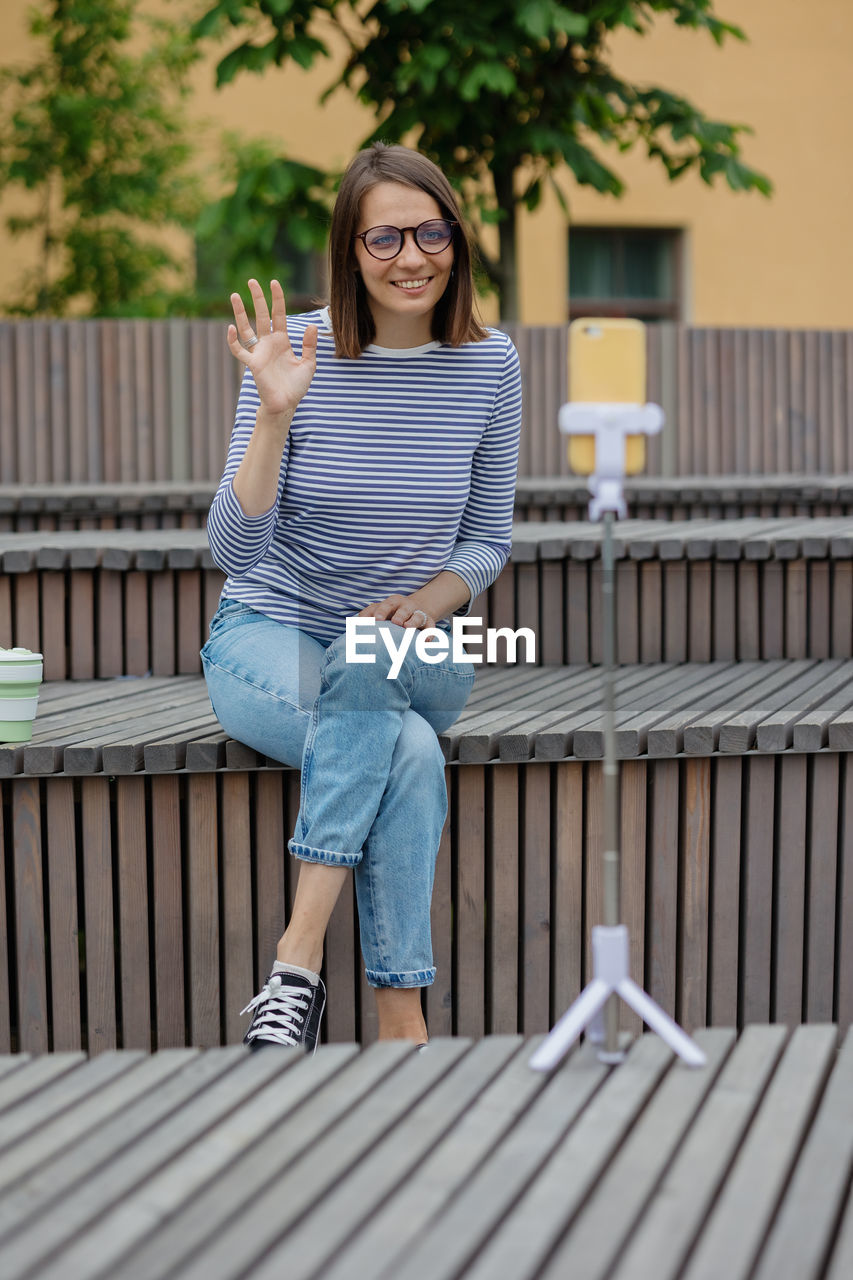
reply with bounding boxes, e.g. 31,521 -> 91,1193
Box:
2,517 -> 851,678
2,664 -> 852,1056
0,1025 -> 851,1279
515,472 -> 853,522
3,474 -> 852,533
0,482 -> 212,533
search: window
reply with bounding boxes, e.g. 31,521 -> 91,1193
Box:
569,227 -> 682,322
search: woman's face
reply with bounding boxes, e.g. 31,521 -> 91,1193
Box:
353,181 -> 455,345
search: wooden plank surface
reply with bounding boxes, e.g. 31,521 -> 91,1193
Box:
1,1026 -> 853,1278
1,515 -> 852,570
4,661 -> 853,777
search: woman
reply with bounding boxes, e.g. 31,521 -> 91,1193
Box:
202,142 -> 522,1051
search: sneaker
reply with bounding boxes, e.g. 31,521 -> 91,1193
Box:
240,969 -> 326,1052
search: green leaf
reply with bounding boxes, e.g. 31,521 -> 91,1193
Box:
459,62 -> 517,102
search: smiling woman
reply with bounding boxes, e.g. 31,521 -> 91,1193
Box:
328,143 -> 488,357
201,142 -> 522,1054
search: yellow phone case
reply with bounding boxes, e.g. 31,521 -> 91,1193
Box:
567,318 -> 647,476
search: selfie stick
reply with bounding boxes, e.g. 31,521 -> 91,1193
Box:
529,388 -> 706,1071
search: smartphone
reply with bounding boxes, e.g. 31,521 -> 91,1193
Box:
567,318 -> 647,476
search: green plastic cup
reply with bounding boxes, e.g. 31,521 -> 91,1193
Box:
0,647 -> 44,743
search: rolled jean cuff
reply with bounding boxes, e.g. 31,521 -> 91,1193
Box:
365,966 -> 436,989
287,839 -> 362,868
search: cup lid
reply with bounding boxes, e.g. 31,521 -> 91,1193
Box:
0,646 -> 44,661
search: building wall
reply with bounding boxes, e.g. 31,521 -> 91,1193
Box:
1,0 -> 851,327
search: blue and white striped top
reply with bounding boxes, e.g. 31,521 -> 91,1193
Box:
207,306 -> 522,645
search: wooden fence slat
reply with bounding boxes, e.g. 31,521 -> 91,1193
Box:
221,772 -> 253,1045
150,775 -> 185,1048
0,324 -> 16,485
487,765 -> 520,1033
116,777 -> 151,1050
620,761 -> 647,1037
773,755 -> 808,1024
40,571 -> 66,681
806,754 -> 840,1022
117,320 -> 135,484
647,760 -> 679,1018
96,569 -> 124,677
709,757 -> 742,1025
253,771 -> 287,990
836,758 -> 853,1031
456,766 -> 486,1037
12,777 -> 48,1053
187,774 -> 220,1047
133,321 -> 154,483
522,764 -> 551,1035
80,777 -> 117,1054
679,757 -> 710,1032
741,757 -> 776,1023
45,780 -> 81,1052
177,567 -> 203,673
551,762 -> 582,1025
33,323 -> 51,483
124,570 -> 150,677
49,322 -> 68,484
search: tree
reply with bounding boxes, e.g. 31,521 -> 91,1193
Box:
0,0 -> 202,316
191,134 -> 335,316
192,0 -> 773,320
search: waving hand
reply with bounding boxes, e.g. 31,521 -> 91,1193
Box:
227,278 -> 318,415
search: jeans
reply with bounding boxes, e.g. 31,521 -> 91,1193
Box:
200,599 -> 475,987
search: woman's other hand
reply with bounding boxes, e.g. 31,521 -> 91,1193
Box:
357,595 -> 435,629
227,279 -> 317,416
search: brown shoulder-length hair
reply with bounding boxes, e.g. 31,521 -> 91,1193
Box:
328,142 -> 488,359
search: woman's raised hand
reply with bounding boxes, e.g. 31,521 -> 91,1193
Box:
227,279 -> 318,417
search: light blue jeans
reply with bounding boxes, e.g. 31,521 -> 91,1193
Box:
200,599 -> 475,987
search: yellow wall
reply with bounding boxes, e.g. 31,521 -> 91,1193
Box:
2,0 -> 851,327
522,0 -> 853,327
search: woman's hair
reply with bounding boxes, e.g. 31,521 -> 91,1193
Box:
328,142 -> 488,358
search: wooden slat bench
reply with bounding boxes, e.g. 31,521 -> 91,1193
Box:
515,472 -> 853,522
2,516 -> 851,677
3,474 -> 852,532
2,664 -> 852,1055
0,1026 -> 851,1279
0,482 -> 212,533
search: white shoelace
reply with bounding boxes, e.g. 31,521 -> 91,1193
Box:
240,975 -> 310,1046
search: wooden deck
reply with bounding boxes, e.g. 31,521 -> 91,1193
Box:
2,667 -> 853,1054
0,1025 -> 851,1278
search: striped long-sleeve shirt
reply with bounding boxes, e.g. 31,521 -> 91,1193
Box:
206,306 -> 522,645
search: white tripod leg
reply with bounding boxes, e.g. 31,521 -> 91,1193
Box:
616,979 -> 707,1067
528,978 -> 613,1072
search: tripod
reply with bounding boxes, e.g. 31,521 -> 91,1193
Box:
529,397 -> 706,1072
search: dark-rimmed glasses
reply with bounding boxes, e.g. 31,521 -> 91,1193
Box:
354,219 -> 458,261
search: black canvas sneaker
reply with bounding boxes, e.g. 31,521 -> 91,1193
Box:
240,968 -> 326,1052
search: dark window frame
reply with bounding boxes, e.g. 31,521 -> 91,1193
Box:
568,226 -> 683,323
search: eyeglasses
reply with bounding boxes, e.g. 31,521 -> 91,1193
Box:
354,219 -> 458,260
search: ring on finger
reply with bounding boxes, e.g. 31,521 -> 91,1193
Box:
411,609 -> 428,626
243,333 -> 259,350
